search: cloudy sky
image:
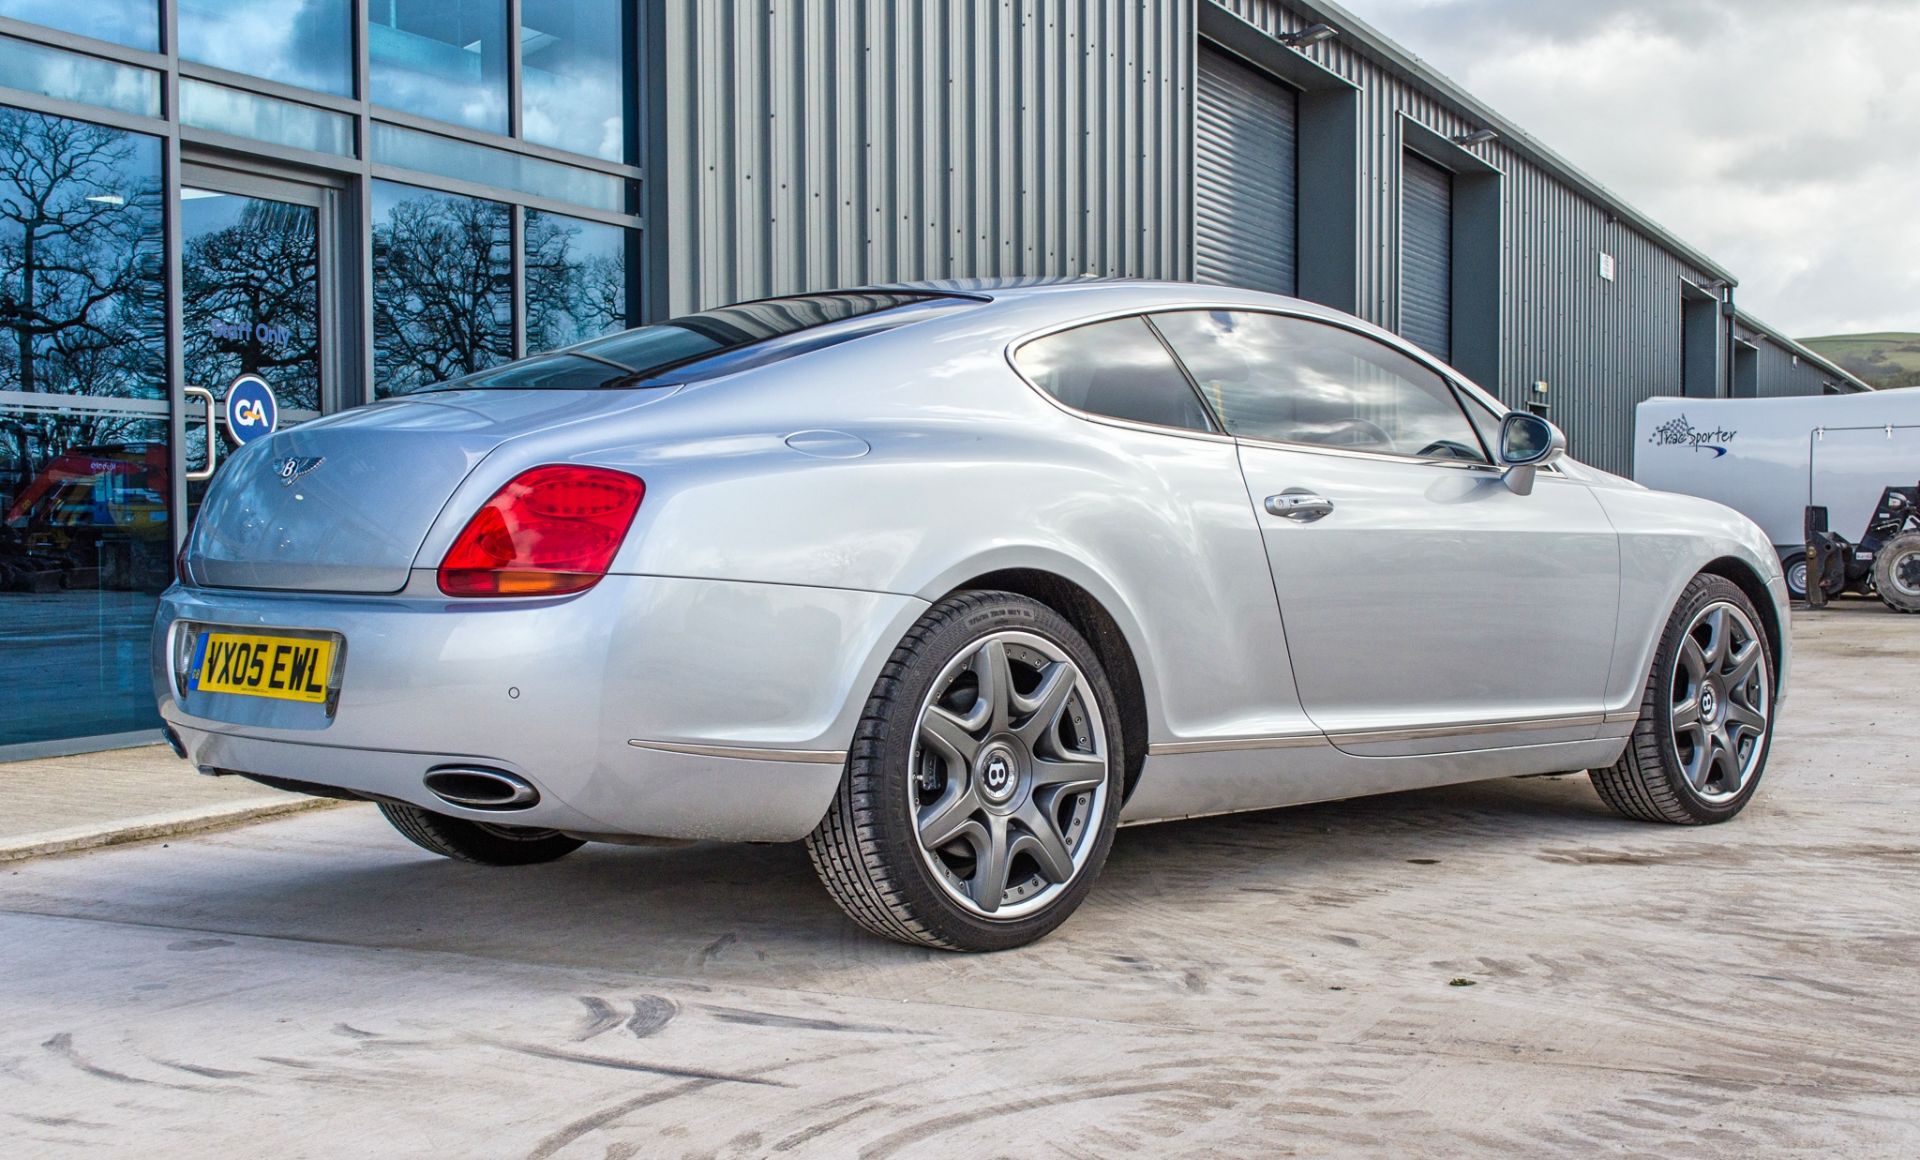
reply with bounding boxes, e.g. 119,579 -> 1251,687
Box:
1347,0 -> 1920,337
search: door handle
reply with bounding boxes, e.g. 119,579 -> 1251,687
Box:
183,386 -> 219,482
1265,490 -> 1334,522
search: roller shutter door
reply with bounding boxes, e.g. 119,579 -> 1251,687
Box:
1194,46 -> 1297,296
1401,152 -> 1453,362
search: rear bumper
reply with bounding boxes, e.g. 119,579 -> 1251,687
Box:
153,574 -> 927,841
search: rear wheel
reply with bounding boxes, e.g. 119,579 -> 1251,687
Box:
806,592 -> 1123,951
1591,575 -> 1776,824
1782,550 -> 1809,601
378,802 -> 585,865
1873,531 -> 1920,613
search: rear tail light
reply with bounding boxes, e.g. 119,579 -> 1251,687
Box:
437,465 -> 645,597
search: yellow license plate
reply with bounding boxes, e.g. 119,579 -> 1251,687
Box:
192,631 -> 337,703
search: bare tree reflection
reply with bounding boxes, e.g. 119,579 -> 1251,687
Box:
182,198 -> 321,411
0,109 -> 164,491
525,209 -> 625,351
372,189 -> 512,394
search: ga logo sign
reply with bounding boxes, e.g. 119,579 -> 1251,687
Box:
223,373 -> 278,445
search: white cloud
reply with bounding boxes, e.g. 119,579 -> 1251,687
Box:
1348,0 -> 1920,335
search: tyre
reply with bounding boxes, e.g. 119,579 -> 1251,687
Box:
806,591 -> 1124,951
1591,574 -> 1776,824
1873,531 -> 1920,613
1781,550 -> 1808,601
378,802 -> 585,865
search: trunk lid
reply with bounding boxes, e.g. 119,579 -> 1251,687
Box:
188,389 -> 673,593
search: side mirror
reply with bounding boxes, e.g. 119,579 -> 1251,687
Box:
1497,412 -> 1566,496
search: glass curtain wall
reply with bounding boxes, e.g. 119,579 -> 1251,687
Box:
0,108 -> 169,746
369,0 -> 510,135
0,2 -> 642,753
372,180 -> 513,395
0,1 -> 158,51
177,0 -> 354,96
521,0 -> 628,161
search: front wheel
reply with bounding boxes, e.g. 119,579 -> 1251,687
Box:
1590,575 -> 1776,824
1874,531 -> 1920,613
806,592 -> 1123,951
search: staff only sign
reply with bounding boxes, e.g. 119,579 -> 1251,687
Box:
223,373 -> 278,445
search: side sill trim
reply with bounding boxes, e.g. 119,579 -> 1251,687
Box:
1327,713 -> 1605,747
627,739 -> 849,765
1148,734 -> 1326,756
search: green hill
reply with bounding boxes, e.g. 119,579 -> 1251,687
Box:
1799,332 -> 1920,390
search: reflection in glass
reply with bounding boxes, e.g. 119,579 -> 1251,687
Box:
369,0 -> 508,136
0,107 -> 166,747
521,0 -> 628,162
0,404 -> 169,747
1152,310 -> 1488,460
371,181 -> 512,396
0,0 -> 157,52
179,79 -> 355,157
178,0 -> 352,97
0,108 -> 166,403
0,35 -> 161,118
369,121 -> 624,212
525,210 -> 628,351
181,190 -> 322,413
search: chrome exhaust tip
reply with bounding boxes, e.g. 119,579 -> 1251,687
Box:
422,766 -> 539,810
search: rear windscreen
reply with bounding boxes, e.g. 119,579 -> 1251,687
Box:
412,291 -> 972,393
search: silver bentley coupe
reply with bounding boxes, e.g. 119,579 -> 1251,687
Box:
155,280 -> 1788,951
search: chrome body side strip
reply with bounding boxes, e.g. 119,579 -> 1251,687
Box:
1150,711 -> 1631,757
1147,733 -> 1326,756
627,739 -> 849,765
1326,713 -> 1607,747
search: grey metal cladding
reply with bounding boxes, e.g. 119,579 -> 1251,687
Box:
1399,151 -> 1452,363
1744,331 -> 1842,398
1194,45 -> 1298,296
1734,313 -> 1871,397
657,0 -> 1196,317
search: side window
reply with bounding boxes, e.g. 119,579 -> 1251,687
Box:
1152,310 -> 1490,463
1014,317 -> 1214,432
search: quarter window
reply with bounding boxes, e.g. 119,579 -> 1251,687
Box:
1014,317 -> 1213,433
1152,310 -> 1488,462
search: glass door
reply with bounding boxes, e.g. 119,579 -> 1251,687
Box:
0,108 -> 168,752
176,162 -> 352,520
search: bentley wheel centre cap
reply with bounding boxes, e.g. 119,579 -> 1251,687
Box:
979,744 -> 1018,804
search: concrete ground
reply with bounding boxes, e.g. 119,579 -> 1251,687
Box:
0,744 -> 329,863
1,602 -> 1914,1158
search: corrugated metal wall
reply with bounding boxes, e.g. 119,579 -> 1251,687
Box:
1738,323 -> 1851,398
1215,0 -> 1721,476
656,0 -> 1194,316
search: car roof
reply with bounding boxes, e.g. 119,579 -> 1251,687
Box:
857,276 -> 1357,324
843,277 -> 1507,408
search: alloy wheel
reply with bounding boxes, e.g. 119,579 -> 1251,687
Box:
909,630 -> 1110,919
1670,601 -> 1771,803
